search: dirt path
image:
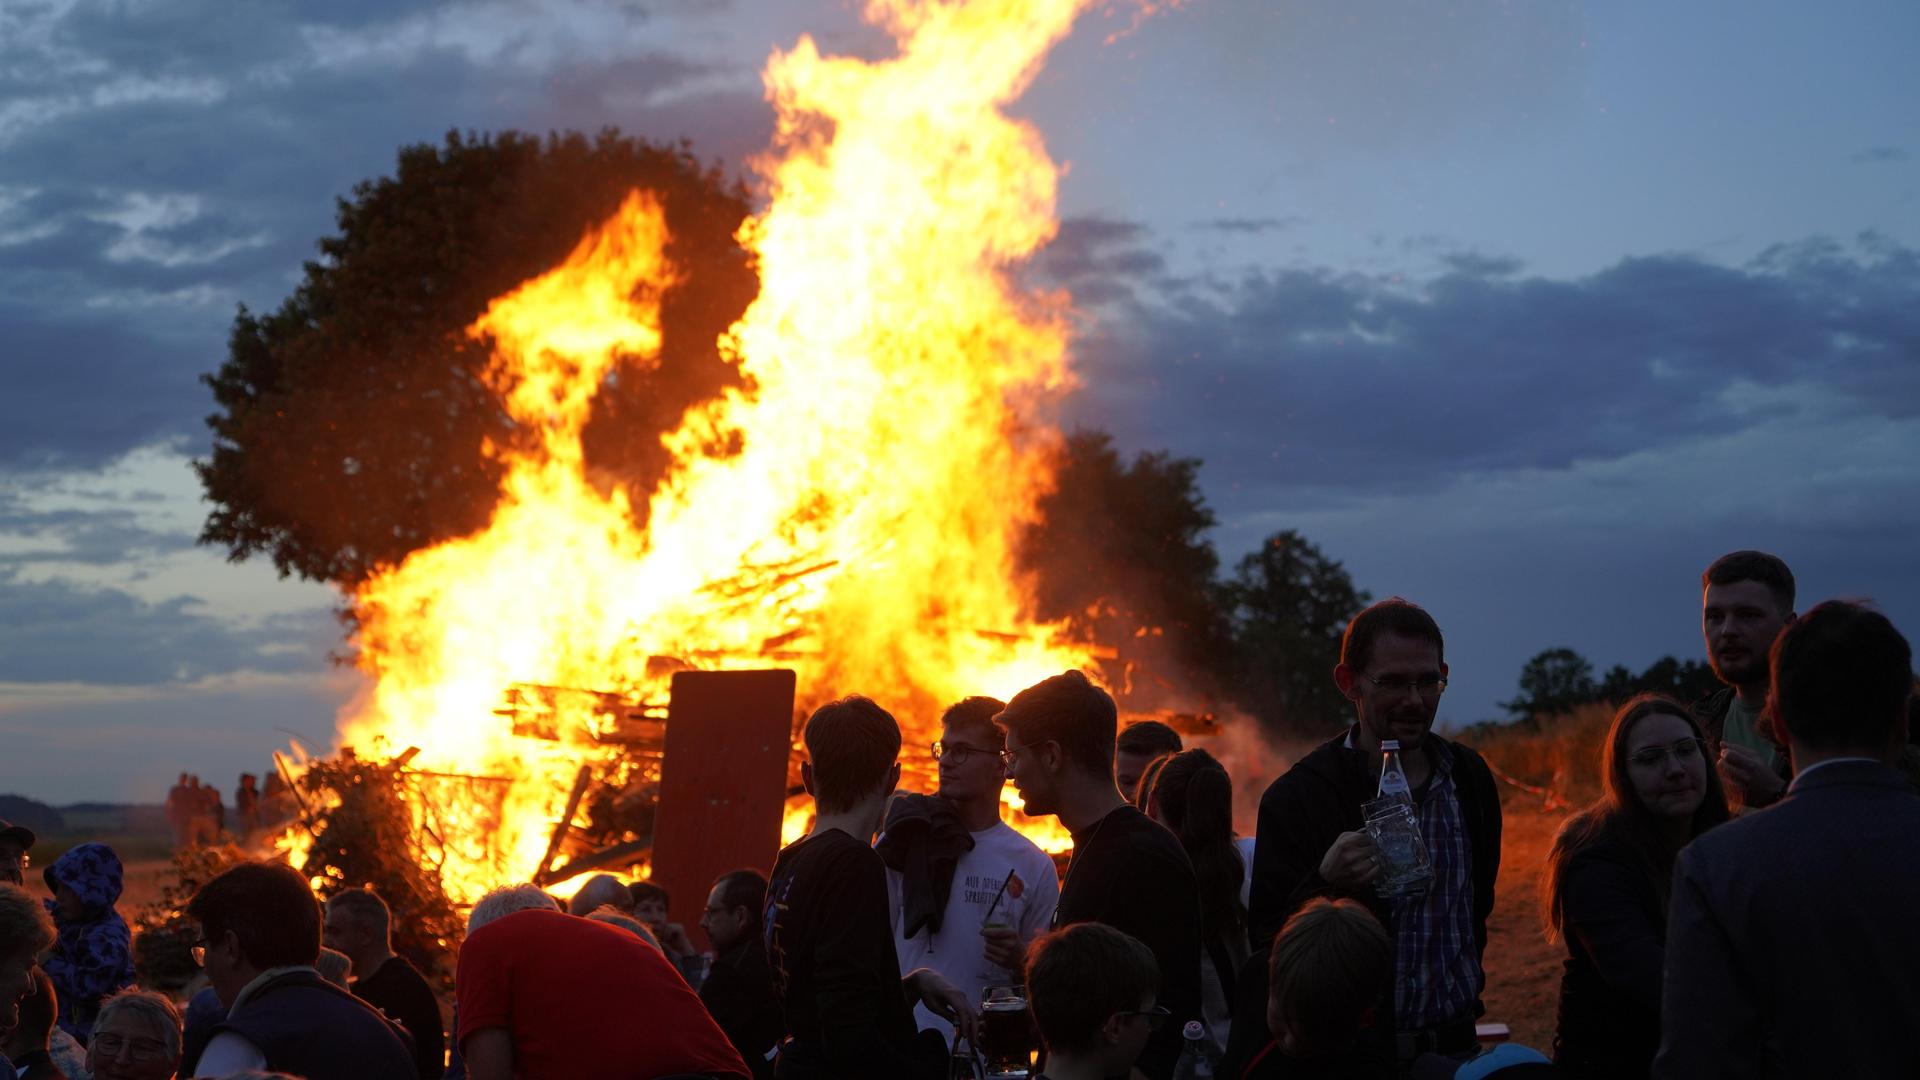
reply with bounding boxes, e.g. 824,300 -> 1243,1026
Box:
1479,804 -> 1567,1052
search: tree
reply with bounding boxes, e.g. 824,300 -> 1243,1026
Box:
1597,655 -> 1719,707
1222,530 -> 1370,735
1022,431 -> 1236,706
1503,647 -> 1598,725
197,129 -> 758,585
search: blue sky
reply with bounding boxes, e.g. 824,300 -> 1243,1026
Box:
2,0 -> 1916,803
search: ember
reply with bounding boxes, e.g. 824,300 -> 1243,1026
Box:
294,0 -> 1108,902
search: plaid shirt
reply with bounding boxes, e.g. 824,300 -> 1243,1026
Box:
1385,739 -> 1482,1029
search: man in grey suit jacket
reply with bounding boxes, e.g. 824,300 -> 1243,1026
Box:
1654,599 -> 1920,1079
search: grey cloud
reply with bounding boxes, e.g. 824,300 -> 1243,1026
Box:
0,571 -> 337,685
1192,217 -> 1302,235
1065,232 -> 1920,508
1440,252 -> 1524,277
1851,146 -> 1908,165
0,0 -> 768,470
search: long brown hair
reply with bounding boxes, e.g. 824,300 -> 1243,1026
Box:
1541,693 -> 1731,940
1148,749 -> 1246,948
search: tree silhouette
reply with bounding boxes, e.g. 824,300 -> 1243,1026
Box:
1223,530 -> 1370,734
1504,647 -> 1599,725
1023,431 -> 1236,706
196,129 -> 757,586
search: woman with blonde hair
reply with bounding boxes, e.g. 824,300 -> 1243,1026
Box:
1543,693 -> 1731,1078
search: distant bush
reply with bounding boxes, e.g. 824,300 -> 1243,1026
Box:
1461,701 -> 1614,810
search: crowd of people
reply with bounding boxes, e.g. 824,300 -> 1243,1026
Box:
1,549 -> 1916,1079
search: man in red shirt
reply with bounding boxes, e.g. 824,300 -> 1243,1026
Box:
457,907 -> 750,1080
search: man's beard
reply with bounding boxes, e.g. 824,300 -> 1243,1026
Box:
1710,652 -> 1768,689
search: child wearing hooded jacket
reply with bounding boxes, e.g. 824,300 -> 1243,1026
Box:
42,841 -> 136,1042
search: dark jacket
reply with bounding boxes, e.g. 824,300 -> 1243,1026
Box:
874,794 -> 975,938
701,935 -> 785,1080
212,968 -> 416,1080
40,843 -> 135,1042
1653,760 -> 1920,1078
1248,728 -> 1502,968
1551,830 -> 1670,1078
8,1049 -> 66,1080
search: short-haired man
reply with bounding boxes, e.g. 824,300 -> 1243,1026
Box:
1655,601 -> 1920,1077
997,671 -> 1201,1080
764,695 -> 977,1079
699,869 -> 783,1080
1024,923 -> 1162,1080
456,906 -> 749,1080
188,861 -> 415,1080
881,696 -> 1060,1042
1115,720 -> 1183,803
1248,598 -> 1501,1069
1695,550 -> 1797,808
322,888 -> 443,1080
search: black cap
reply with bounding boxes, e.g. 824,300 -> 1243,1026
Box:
0,820 -> 35,850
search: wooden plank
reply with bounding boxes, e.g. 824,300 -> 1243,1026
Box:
650,670 -> 796,937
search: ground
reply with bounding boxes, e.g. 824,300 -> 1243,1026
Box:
1479,803 -> 1567,1052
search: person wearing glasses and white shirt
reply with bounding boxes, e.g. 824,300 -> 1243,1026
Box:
1248,598 -> 1503,1074
1541,695 -> 1731,1078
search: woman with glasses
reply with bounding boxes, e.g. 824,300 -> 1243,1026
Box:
1542,693 -> 1732,1078
86,989 -> 181,1080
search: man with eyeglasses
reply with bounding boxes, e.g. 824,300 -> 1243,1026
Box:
698,869 -> 783,1080
878,696 -> 1059,1044
1248,598 -> 1501,1074
1023,922 -> 1163,1080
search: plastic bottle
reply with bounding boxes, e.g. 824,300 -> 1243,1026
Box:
1172,1019 -> 1214,1079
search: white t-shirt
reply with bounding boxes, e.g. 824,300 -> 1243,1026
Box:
887,822 -> 1061,1040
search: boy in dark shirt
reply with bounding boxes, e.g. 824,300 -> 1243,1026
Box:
765,695 -> 977,1080
997,671 -> 1203,1080
1025,923 -> 1161,1080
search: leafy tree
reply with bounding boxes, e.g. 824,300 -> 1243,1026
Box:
1222,530 -> 1370,735
1023,431 -> 1236,705
1503,647 -> 1598,725
197,129 -> 757,585
1597,655 -> 1719,707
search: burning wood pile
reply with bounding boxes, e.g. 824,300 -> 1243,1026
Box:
273,0 -> 1192,906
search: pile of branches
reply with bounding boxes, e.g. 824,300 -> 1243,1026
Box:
294,750 -> 465,991
132,844 -> 251,992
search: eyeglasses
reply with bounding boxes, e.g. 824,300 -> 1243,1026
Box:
92,1033 -> 172,1061
931,741 -> 997,765
1359,673 -> 1448,697
998,739 -> 1052,769
1113,1005 -> 1171,1032
1628,737 -> 1706,769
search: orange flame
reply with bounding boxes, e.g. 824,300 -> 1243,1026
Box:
328,0 -> 1105,902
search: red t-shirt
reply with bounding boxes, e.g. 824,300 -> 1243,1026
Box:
457,908 -> 750,1079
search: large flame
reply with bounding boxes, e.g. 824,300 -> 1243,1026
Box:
326,0 -> 1101,902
